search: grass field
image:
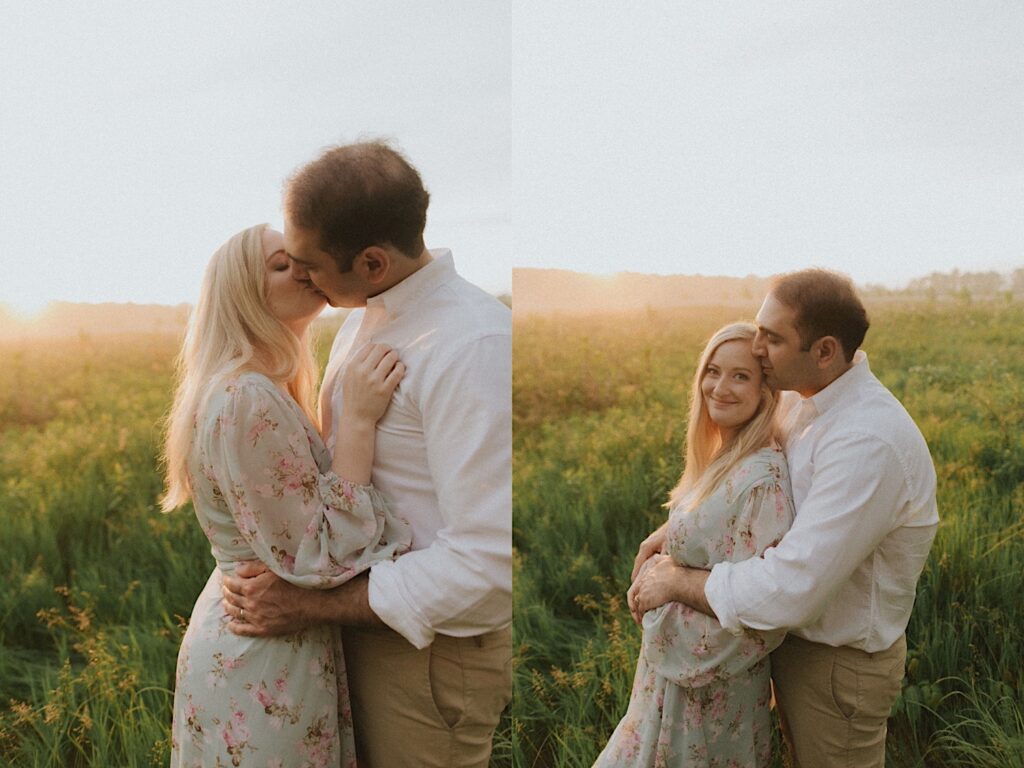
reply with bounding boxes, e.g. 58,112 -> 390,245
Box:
0,325 -> 512,767
512,300 -> 1024,767
0,332 -> 201,766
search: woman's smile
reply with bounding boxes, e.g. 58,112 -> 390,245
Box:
700,339 -> 763,434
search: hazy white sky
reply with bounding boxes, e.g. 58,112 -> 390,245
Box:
3,2 -> 1022,314
511,2 -> 1024,285
1,1 -> 512,313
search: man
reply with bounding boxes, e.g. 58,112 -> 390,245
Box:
222,141 -> 512,767
630,269 -> 938,767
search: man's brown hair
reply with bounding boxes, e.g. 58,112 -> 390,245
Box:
284,141 -> 430,271
769,268 -> 869,362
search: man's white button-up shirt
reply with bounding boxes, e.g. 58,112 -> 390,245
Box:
321,250 -> 511,649
704,351 -> 938,652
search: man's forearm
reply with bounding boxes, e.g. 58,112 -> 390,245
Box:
312,573 -> 386,628
677,567 -> 716,619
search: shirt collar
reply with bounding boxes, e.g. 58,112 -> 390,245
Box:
365,248 -> 454,320
806,349 -> 870,415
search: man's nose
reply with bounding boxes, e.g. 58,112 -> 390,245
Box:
751,334 -> 766,356
291,260 -> 309,281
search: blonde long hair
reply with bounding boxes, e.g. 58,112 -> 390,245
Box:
667,322 -> 779,510
160,224 -> 319,512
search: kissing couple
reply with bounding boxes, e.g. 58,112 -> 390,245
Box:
595,271 -> 939,767
161,142 -> 512,767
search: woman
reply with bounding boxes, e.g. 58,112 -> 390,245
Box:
594,322 -> 795,768
161,224 -> 411,767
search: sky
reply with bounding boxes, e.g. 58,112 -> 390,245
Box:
1,2 -> 512,314
2,2 -> 1022,315
510,2 -> 1024,286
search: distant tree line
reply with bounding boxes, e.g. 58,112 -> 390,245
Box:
863,268 -> 1024,301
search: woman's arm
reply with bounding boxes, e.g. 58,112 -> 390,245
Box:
217,350 -> 407,636
633,471 -> 793,618
628,470 -> 795,685
208,373 -> 410,591
330,343 -> 404,484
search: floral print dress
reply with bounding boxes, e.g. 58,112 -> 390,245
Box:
171,373 -> 412,768
595,447 -> 795,768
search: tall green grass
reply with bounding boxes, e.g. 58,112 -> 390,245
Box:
0,327 -> 511,766
513,302 -> 1024,767
0,333 -> 201,765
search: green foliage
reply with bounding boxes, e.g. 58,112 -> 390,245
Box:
0,334 -> 199,765
513,303 -> 1024,767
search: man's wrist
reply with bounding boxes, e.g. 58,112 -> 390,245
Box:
287,584 -> 327,627
679,567 -> 715,618
320,573 -> 385,628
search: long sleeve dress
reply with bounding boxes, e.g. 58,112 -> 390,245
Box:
595,446 -> 794,768
171,372 -> 412,768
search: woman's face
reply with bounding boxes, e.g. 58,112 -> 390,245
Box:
700,338 -> 763,439
263,228 -> 327,333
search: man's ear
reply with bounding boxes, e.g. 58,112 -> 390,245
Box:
352,246 -> 391,285
812,336 -> 843,368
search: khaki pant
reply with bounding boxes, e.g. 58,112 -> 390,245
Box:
342,625 -> 512,768
771,634 -> 906,768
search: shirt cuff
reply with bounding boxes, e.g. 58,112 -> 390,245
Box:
705,561 -> 743,636
367,560 -> 435,649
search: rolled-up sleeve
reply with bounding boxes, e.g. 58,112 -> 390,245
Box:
367,334 -> 512,648
705,431 -> 909,634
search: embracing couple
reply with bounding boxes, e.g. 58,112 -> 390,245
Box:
161,142 -> 511,767
595,272 -> 939,767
